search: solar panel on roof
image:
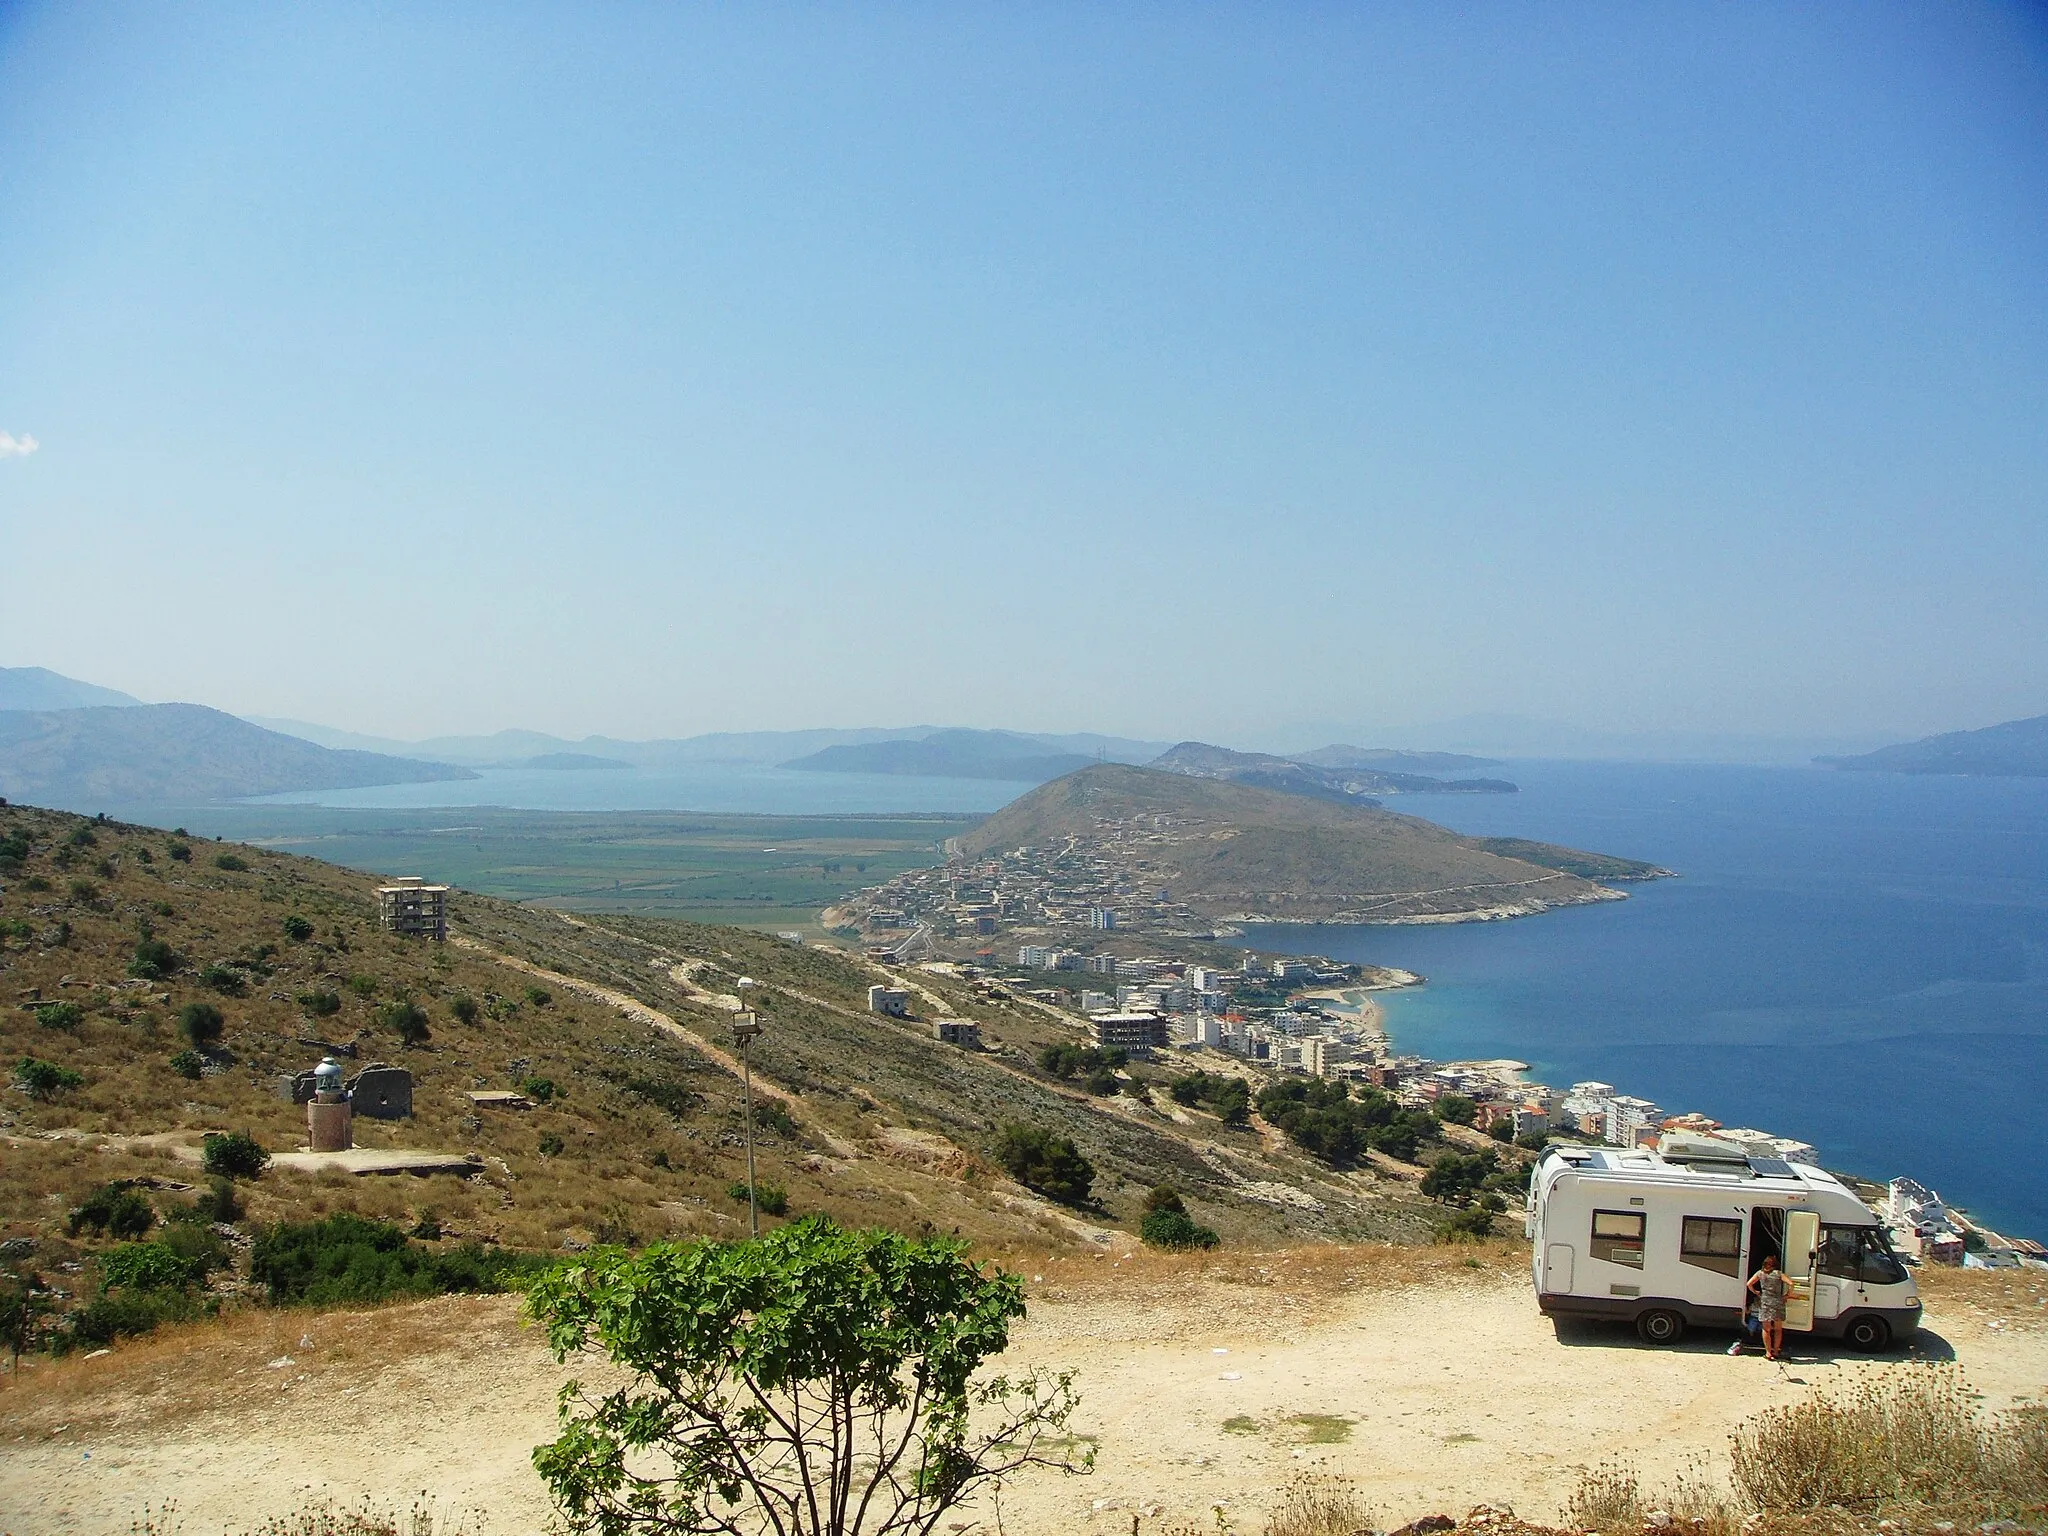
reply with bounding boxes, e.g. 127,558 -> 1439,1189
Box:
1749,1157 -> 1797,1178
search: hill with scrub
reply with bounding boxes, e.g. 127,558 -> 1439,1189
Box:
0,802 -> 1499,1344
958,764 -> 1667,924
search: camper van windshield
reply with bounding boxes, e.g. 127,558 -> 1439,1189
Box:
1818,1225 -> 1908,1286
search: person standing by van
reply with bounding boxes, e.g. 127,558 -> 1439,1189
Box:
1748,1254 -> 1788,1361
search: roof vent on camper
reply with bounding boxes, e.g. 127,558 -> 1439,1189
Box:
1658,1132 -> 1753,1166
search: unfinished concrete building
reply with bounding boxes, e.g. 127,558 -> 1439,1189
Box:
376,877 -> 449,941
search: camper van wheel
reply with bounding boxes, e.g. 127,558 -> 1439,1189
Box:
1636,1309 -> 1686,1346
1844,1314 -> 1891,1352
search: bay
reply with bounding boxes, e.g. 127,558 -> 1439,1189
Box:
1245,761 -> 2048,1243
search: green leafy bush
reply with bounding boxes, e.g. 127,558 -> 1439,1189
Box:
1420,1148 -> 1499,1204
726,1180 -> 789,1217
251,1212 -> 541,1306
1256,1079 -> 1439,1166
538,1132 -> 566,1156
281,914 -> 315,941
34,1001 -> 83,1031
346,975 -> 377,999
1168,1072 -> 1252,1125
378,999 -> 431,1046
180,1001 -> 225,1047
519,1075 -> 559,1103
1434,1197 -> 1505,1243
169,1049 -> 205,1080
214,852 -> 249,872
100,1240 -> 205,1293
166,841 -> 191,863
523,1217 -> 1085,1536
202,1130 -> 270,1179
200,963 -> 248,995
523,985 -> 552,1007
296,989 -> 342,1018
69,1183 -> 156,1240
15,1057 -> 83,1101
1037,1043 -> 1126,1079
993,1122 -> 1095,1206
448,993 -> 479,1025
129,933 -> 184,978
1141,1208 -> 1220,1250
1434,1093 -> 1479,1126
60,1288 -> 202,1351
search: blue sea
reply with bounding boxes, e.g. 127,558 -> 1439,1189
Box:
1246,761 -> 2048,1243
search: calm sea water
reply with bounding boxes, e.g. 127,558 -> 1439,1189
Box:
251,764 -> 1034,815
1245,761 -> 2048,1242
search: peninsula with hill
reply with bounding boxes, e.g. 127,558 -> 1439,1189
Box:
831,763 -> 1670,955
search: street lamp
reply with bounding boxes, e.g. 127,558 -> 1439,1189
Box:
731,1009 -> 766,1236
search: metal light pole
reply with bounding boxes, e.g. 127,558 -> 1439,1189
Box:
732,1009 -> 765,1236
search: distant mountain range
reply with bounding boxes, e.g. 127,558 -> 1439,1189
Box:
0,703 -> 476,810
0,666 -> 144,712
1149,741 -> 1516,802
1821,713 -> 2048,778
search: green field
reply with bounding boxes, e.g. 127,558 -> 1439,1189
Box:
137,805 -> 976,932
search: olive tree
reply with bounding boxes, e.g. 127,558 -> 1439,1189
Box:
526,1216 -> 1089,1536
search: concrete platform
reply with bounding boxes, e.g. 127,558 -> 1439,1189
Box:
269,1148 -> 484,1177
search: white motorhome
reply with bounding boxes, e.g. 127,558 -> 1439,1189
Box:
1528,1134 -> 1921,1349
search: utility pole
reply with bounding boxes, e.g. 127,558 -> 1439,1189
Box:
732,1009 -> 765,1236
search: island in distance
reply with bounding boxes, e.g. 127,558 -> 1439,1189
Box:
786,728 -> 1518,796
1822,711 -> 2048,778
833,762 -> 1669,953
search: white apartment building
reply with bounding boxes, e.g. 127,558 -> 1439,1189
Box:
1605,1095 -> 1662,1147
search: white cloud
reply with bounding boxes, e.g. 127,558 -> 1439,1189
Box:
0,431 -> 39,459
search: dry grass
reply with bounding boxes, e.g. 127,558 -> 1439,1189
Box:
1262,1473 -> 1376,1536
1562,1365 -> 2048,1532
133,1493 -> 484,1535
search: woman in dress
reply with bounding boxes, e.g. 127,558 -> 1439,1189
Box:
1747,1253 -> 1789,1361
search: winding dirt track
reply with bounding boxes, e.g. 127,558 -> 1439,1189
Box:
3,1263 -> 2041,1535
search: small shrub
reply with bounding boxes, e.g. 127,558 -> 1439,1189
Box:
1144,1185 -> 1186,1214
538,1133 -> 565,1157
200,962 -> 248,996
1140,1207 -> 1219,1250
60,1288 -> 200,1351
992,1122 -> 1095,1206
169,1048 -> 205,1080
726,1181 -> 789,1217
251,1212 -> 540,1306
132,845 -> 152,864
448,994 -> 479,1025
69,1183 -> 156,1240
1434,1199 -> 1503,1243
202,1130 -> 271,1179
150,900 -> 174,917
1433,1092 -> 1479,1126
296,989 -> 343,1018
154,1220 -> 231,1276
15,1057 -> 83,1101
68,878 -> 103,904
166,841 -> 191,862
171,1176 -> 241,1225
67,826 -> 98,848
213,852 -> 249,872
1565,1461 -> 1644,1531
519,1075 -> 559,1103
281,914 -> 315,941
34,1001 -> 83,1032
129,934 -> 183,978
379,1000 -> 431,1046
523,985 -> 552,1007
180,1001 -> 225,1047
100,1240 -> 204,1293
347,974 -> 377,998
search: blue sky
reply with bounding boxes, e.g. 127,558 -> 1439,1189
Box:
1,3 -> 2043,747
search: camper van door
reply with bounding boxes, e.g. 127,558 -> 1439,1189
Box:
1782,1210 -> 1820,1332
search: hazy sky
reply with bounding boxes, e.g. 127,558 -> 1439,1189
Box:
2,4 -> 2044,746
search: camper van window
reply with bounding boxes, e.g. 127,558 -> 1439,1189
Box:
1591,1209 -> 1645,1268
1680,1216 -> 1743,1277
1819,1226 -> 1909,1286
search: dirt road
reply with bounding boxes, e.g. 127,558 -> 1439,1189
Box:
3,1258 -> 2041,1535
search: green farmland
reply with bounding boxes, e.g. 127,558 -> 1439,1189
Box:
138,805 -> 975,932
